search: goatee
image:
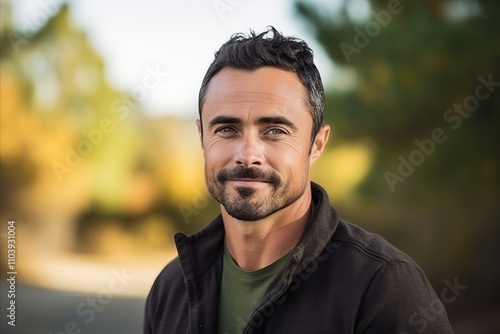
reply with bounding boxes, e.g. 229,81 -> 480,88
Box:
206,165 -> 305,221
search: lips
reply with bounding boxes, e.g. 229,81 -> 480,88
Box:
227,179 -> 270,189
228,178 -> 270,183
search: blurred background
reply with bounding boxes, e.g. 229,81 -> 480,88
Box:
1,0 -> 499,333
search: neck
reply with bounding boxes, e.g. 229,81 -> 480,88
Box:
222,187 -> 313,271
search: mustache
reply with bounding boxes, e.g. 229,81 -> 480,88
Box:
216,166 -> 280,185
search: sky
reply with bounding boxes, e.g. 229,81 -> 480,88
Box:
9,0 -> 345,118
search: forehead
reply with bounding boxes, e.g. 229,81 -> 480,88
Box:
202,67 -> 309,121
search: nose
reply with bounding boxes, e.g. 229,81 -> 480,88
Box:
234,133 -> 264,167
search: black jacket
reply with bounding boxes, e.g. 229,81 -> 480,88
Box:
144,183 -> 453,333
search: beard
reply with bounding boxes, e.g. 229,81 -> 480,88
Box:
206,165 -> 307,221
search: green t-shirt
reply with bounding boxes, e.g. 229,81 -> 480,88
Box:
217,242 -> 290,334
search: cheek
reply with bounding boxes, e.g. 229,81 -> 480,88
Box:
204,140 -> 232,168
267,142 -> 310,174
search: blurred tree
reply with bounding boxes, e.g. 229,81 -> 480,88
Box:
0,2 -> 215,261
296,0 -> 500,326
0,3 -> 150,252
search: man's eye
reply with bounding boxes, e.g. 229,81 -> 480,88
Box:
266,128 -> 287,135
216,127 -> 237,134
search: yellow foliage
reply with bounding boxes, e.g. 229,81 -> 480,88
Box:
312,142 -> 374,199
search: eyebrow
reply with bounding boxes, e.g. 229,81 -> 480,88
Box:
208,116 -> 242,128
257,116 -> 298,130
208,115 -> 298,130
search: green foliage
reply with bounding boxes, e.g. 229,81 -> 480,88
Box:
296,0 -> 500,319
296,0 -> 500,195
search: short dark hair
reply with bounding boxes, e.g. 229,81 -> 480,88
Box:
198,26 -> 325,142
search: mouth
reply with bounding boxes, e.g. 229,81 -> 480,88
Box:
227,178 -> 270,185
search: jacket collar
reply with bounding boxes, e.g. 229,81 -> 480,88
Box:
174,182 -> 340,282
288,182 -> 340,274
174,214 -> 224,282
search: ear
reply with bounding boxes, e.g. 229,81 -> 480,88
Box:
310,125 -> 330,165
196,119 -> 204,149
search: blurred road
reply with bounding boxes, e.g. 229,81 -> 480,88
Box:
2,283 -> 499,333
1,283 -> 145,334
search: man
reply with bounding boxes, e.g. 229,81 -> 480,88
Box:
144,27 -> 453,333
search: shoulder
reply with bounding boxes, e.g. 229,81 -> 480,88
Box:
144,257 -> 186,319
326,219 -> 431,304
330,220 -> 453,333
320,218 -> 428,298
332,219 -> 417,266
147,257 -> 185,303
144,257 -> 189,333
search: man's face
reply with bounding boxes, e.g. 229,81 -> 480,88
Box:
198,67 -> 325,221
